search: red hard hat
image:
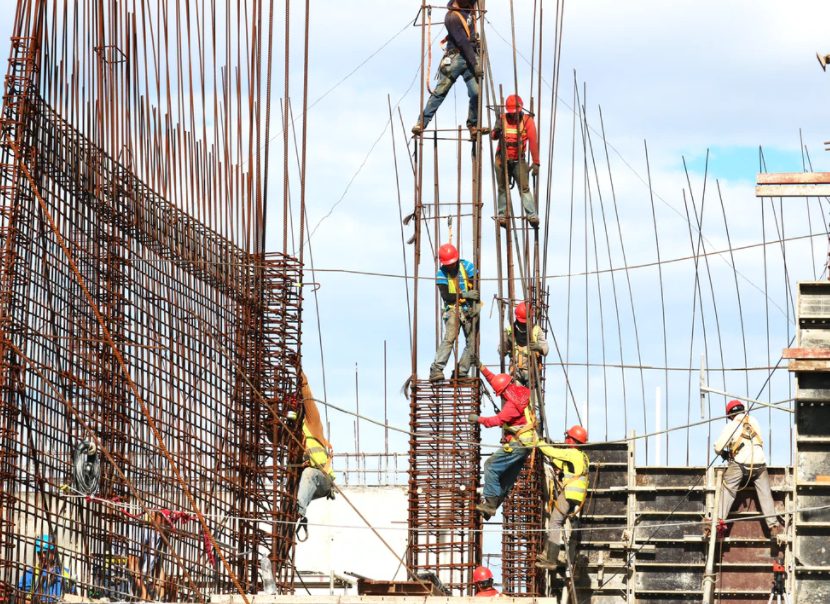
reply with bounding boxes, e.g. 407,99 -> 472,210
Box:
505,94 -> 523,113
565,425 -> 587,444
489,373 -> 512,396
726,399 -> 745,415
438,243 -> 459,266
473,566 -> 493,583
515,302 -> 528,324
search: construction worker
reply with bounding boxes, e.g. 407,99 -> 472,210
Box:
19,536 -> 74,603
710,399 -> 782,538
499,301 -> 549,386
473,566 -> 500,597
430,243 -> 479,381
491,94 -> 540,228
412,0 -> 483,137
536,426 -> 590,570
469,361 -> 536,518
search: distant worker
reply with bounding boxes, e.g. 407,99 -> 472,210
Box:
535,426 -> 590,570
19,536 -> 74,603
473,566 -> 500,597
499,302 -> 549,386
430,243 -> 479,381
491,94 -> 540,228
470,362 -> 536,518
261,372 -> 335,595
412,0 -> 483,137
818,52 -> 830,71
709,400 -> 782,538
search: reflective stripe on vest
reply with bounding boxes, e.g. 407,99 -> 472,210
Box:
502,115 -> 528,160
303,425 -> 334,478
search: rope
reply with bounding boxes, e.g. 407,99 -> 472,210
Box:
71,440 -> 100,496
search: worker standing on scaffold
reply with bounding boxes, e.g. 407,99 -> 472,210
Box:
535,427 -> 590,570
499,301 -> 549,387
469,361 -> 537,518
707,399 -> 782,539
412,1 -> 483,138
430,243 -> 480,381
491,94 -> 540,228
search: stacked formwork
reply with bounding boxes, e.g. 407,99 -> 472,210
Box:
407,380 -> 482,593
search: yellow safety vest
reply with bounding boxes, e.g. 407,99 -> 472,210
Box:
502,404 -> 538,448
303,423 -> 335,480
538,445 -> 590,504
445,262 -> 472,310
505,324 -> 542,371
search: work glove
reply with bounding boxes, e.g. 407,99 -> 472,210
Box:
493,120 -> 503,136
531,163 -> 540,177
462,289 -> 480,301
468,413 -> 480,424
528,341 -> 543,353
474,64 -> 484,80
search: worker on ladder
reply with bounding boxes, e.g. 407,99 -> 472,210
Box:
491,94 -> 540,228
535,427 -> 590,570
412,1 -> 484,138
430,243 -> 480,381
708,399 -> 782,539
470,361 -> 537,518
473,566 -> 500,597
261,372 -> 335,594
499,301 -> 549,387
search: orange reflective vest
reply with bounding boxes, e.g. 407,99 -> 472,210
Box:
502,114 -> 528,160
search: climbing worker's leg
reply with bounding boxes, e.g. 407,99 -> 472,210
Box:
462,56 -> 480,128
296,467 -> 331,518
537,492 -> 574,568
751,465 -> 781,530
717,462 -> 744,522
498,445 -> 531,499
516,160 -> 538,220
482,445 -> 530,498
495,155 -> 509,219
417,53 -> 465,131
431,309 -> 462,380
456,308 -> 476,378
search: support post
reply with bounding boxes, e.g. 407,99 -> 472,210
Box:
702,466 -> 725,604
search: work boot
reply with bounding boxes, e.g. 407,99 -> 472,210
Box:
497,217 -> 508,229
528,216 -> 540,229
429,368 -> 444,382
476,496 -> 500,520
412,123 -> 424,135
534,543 -> 560,570
769,524 -> 783,538
450,368 -> 470,380
259,556 -> 278,595
818,52 -> 830,71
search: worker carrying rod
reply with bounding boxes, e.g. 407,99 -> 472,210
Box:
499,301 -> 549,387
469,360 -> 537,518
491,94 -> 540,228
706,399 -> 782,539
261,371 -> 335,595
412,0 -> 484,138
430,243 -> 480,381
535,427 -> 590,570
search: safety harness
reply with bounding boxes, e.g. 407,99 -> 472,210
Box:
505,323 -> 541,373
440,7 -> 477,55
501,400 -> 538,452
302,424 -> 334,479
729,416 -> 763,459
445,262 -> 473,311
545,450 -> 590,517
500,114 -> 529,161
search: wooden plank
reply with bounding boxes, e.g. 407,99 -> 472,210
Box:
789,360 -> 830,372
783,348 -> 830,359
756,184 -> 830,197
758,172 -> 830,185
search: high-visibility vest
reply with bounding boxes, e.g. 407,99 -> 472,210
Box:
303,423 -> 335,480
445,262 -> 472,310
556,450 -> 589,503
505,324 -> 542,371
502,114 -> 528,161
502,403 -> 538,446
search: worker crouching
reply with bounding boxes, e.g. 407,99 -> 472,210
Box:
470,361 -> 537,519
535,427 -> 590,570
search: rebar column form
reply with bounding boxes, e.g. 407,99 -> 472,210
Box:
407,379 -> 482,594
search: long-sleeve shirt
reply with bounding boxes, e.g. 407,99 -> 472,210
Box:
500,323 -> 549,357
444,2 -> 478,71
491,114 -> 539,164
714,413 -> 766,466
478,366 -> 531,438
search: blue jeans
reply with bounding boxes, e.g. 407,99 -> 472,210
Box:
296,467 -> 331,517
430,306 -> 477,377
482,444 -> 531,498
496,156 -> 537,219
419,52 -> 479,128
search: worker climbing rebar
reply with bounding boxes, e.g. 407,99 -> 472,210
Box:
491,94 -> 540,228
470,361 -> 537,519
535,426 -> 590,571
499,301 -> 549,387
706,399 -> 782,539
473,566 -> 500,597
430,243 -> 480,381
412,0 -> 484,138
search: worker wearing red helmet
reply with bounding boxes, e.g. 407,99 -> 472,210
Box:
708,400 -> 781,538
491,94 -> 540,228
468,361 -> 537,518
430,243 -> 480,381
535,426 -> 590,570
473,566 -> 500,597
499,302 -> 549,386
